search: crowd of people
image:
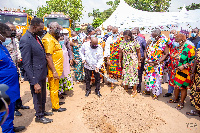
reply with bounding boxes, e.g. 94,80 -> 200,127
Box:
0,17 -> 200,132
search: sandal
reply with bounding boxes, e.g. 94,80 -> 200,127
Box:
176,103 -> 184,110
186,110 -> 200,116
131,91 -> 137,98
111,84 -> 114,92
142,91 -> 150,95
152,95 -> 158,100
167,99 -> 179,103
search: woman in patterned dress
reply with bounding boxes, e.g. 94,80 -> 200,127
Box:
70,31 -> 85,83
119,30 -> 141,97
168,34 -> 195,110
144,28 -> 170,100
187,43 -> 200,116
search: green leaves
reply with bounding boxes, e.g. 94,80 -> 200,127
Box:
179,3 -> 200,10
36,0 -> 84,22
92,17 -> 103,28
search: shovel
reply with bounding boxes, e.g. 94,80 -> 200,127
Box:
85,62 -> 118,83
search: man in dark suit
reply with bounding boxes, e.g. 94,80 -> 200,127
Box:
19,18 -> 53,124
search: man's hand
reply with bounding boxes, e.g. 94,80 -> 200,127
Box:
82,60 -> 86,64
119,61 -> 122,68
34,83 -> 41,94
70,60 -> 73,66
95,67 -> 99,73
53,71 -> 59,79
177,65 -> 184,71
138,62 -> 141,68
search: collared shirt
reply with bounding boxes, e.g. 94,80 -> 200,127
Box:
104,35 -> 120,57
79,41 -> 103,70
4,38 -> 18,65
136,36 -> 146,57
42,33 -> 64,77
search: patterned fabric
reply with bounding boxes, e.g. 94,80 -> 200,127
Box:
98,38 -> 106,80
42,33 -> 64,77
109,37 -> 122,78
73,38 -> 85,81
174,43 -> 195,89
121,41 -> 140,86
4,39 -> 18,65
190,47 -> 200,111
144,34 -> 170,96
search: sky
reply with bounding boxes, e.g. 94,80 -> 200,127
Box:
0,0 -> 200,24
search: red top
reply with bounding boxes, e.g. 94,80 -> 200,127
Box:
138,33 -> 145,39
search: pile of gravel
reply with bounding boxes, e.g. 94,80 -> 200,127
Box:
83,86 -> 166,133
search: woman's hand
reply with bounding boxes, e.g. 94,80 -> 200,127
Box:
177,65 -> 184,71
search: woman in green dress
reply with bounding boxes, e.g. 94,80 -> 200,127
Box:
119,30 -> 141,97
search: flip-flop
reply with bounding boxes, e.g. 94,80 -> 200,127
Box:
176,103 -> 184,110
167,99 -> 178,103
142,91 -> 150,95
186,110 -> 200,116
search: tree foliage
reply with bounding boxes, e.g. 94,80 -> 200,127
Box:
89,0 -> 171,26
92,17 -> 103,28
23,8 -> 34,16
36,0 -> 84,22
179,3 -> 200,10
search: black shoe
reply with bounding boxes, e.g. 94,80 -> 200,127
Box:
19,105 -> 30,109
61,93 -> 67,95
46,117 -> 53,122
59,102 -> 65,105
163,93 -> 172,97
44,112 -> 54,116
95,91 -> 102,97
35,117 -> 52,124
52,108 -> 67,112
13,126 -> 25,132
15,111 -> 22,116
85,91 -> 91,97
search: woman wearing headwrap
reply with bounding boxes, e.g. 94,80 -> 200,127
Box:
168,34 -> 195,110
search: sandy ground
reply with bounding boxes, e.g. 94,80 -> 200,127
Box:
1,70 -> 200,133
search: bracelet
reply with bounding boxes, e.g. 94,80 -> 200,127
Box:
53,71 -> 57,74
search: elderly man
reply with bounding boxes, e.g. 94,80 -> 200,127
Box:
20,18 -> 53,124
188,28 -> 200,48
79,37 -> 103,97
144,28 -> 169,100
42,22 -> 66,112
134,27 -> 145,39
132,28 -> 146,93
105,26 -> 122,90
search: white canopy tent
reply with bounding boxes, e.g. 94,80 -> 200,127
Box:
99,0 -> 200,33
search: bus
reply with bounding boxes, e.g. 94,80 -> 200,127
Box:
0,9 -> 32,35
43,12 -> 71,37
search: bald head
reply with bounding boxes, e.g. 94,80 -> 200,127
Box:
107,25 -> 112,32
131,29 -> 138,36
91,37 -> 98,45
71,31 -> 77,37
112,26 -> 118,34
49,22 -> 59,29
49,22 -> 61,39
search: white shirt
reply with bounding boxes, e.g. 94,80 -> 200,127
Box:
104,35 -> 119,57
79,41 -> 104,70
186,40 -> 195,47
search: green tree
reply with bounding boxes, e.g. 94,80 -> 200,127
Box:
92,17 -> 103,28
36,0 -> 84,22
88,9 -> 101,20
23,8 -> 34,16
179,3 -> 200,10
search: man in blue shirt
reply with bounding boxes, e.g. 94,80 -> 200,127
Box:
132,28 -> 146,93
0,22 -> 25,133
188,28 -> 200,48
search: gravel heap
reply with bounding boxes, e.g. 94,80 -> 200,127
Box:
83,86 -> 166,133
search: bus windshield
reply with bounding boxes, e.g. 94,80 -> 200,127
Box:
44,18 -> 69,28
0,15 -> 27,26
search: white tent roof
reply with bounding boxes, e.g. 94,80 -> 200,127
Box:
99,0 -> 200,33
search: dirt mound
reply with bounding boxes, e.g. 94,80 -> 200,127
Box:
83,86 -> 166,133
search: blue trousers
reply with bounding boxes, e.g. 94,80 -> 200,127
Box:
0,102 -> 15,133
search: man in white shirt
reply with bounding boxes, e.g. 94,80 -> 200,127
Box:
79,37 -> 104,97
